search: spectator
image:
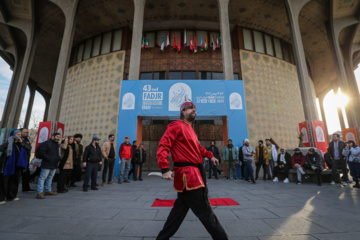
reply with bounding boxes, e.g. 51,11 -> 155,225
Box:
82,137 -> 103,192
242,139 -> 256,184
291,148 -> 309,185
223,139 -> 238,180
255,140 -> 269,181
342,140 -> 360,188
0,129 -> 29,204
324,148 -> 332,169
208,141 -> 220,179
134,143 -> 146,181
305,148 -> 322,186
70,133 -> 83,188
118,136 -> 133,184
266,139 -> 277,180
58,136 -> 75,193
36,133 -> 61,199
19,128 -> 35,192
328,133 -> 350,186
239,140 -> 245,180
128,140 -> 138,180
101,134 -> 116,186
273,148 -> 291,183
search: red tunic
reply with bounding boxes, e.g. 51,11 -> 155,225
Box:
157,120 -> 214,192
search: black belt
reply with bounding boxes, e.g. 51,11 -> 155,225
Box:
174,162 -> 200,167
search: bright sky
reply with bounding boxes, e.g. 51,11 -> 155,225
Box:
0,57 -> 359,132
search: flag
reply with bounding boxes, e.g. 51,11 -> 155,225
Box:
200,34 -> 204,51
155,40 -> 159,47
216,35 -> 219,48
166,31 -> 170,47
204,34 -> 208,50
194,34 -> 198,53
184,29 -> 187,47
177,34 -> 181,52
220,35 -> 222,46
160,35 -> 165,52
212,34 -> 216,51
190,35 -> 193,52
173,33 -> 176,49
144,35 -> 149,48
141,35 -> 144,49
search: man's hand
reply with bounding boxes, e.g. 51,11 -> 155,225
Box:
211,157 -> 219,165
279,165 -> 284,168
82,162 -> 86,168
311,166 -> 316,170
295,163 -> 300,168
162,171 -> 174,180
99,161 -> 102,165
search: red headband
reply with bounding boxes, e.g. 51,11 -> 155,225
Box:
180,97 -> 196,111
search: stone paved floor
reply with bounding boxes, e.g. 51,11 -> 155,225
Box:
1,173 -> 360,240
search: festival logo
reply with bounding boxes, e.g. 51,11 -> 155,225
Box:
57,128 -> 63,138
229,92 -> 243,110
168,83 -> 192,111
345,132 -> 356,142
315,126 -> 325,143
301,127 -> 309,143
122,93 -> 135,110
38,127 -> 49,143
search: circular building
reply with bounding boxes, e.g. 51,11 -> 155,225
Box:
1,0 -> 360,170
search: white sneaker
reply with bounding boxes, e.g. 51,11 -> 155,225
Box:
273,177 -> 279,182
283,178 -> 289,183
0,201 -> 5,205
10,197 -> 19,201
330,181 -> 335,185
342,182 -> 348,186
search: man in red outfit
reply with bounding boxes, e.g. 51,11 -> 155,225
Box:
156,99 -> 228,240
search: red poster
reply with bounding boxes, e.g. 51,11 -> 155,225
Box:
312,120 -> 328,155
56,122 -> 65,140
299,121 -> 311,147
342,127 -> 359,146
35,121 -> 52,153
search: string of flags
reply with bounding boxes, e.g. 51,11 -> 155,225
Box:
142,30 -> 221,53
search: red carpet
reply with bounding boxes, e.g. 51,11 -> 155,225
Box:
151,198 -> 239,207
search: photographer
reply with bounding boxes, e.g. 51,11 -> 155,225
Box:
342,141 -> 360,188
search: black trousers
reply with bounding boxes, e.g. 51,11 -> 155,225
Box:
29,167 -> 41,181
157,188 -> 228,240
83,162 -> 98,190
0,167 -> 23,201
128,161 -> 135,179
102,158 -> 115,182
22,165 -> 31,191
305,166 -> 322,184
255,162 -> 269,179
332,159 -> 349,182
57,169 -> 72,191
208,160 -> 218,178
274,165 -> 289,179
71,164 -> 82,185
134,163 -> 143,180
240,161 -> 245,178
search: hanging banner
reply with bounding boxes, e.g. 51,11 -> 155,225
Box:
342,127 -> 359,146
56,122 -> 65,140
299,121 -> 311,147
312,120 -> 328,155
35,121 -> 52,153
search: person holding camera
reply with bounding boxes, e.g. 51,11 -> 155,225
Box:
342,140 -> 360,188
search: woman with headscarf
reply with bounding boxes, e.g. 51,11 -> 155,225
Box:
57,136 -> 76,193
342,140 -> 360,188
0,129 -> 29,204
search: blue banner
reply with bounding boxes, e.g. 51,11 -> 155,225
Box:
115,80 -> 248,177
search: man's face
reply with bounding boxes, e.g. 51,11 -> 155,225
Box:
333,135 -> 339,141
21,129 -> 29,138
295,150 -> 301,154
258,141 -> 262,146
280,149 -> 284,153
109,136 -> 115,142
125,139 -> 129,144
245,142 -> 249,146
266,140 -> 270,145
309,151 -> 313,155
75,137 -> 81,142
228,141 -> 232,145
53,135 -> 61,142
348,142 -> 353,147
211,141 -> 215,146
183,106 -> 197,120
140,145 -> 144,149
94,140 -> 100,145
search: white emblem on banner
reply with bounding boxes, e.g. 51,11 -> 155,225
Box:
346,132 -> 356,142
229,92 -> 243,110
169,83 -> 192,111
301,127 -> 309,143
122,93 -> 135,110
39,127 -> 49,143
57,128 -> 63,138
315,126 -> 325,143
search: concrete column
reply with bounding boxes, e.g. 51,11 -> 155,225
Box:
43,97 -> 50,122
333,88 -> 346,131
218,0 -> 234,80
24,83 -> 36,128
343,53 -> 360,123
48,0 -> 79,122
317,93 -> 329,139
284,0 -> 319,121
128,0 -> 146,80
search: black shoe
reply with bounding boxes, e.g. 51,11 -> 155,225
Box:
268,177 -> 272,180
134,179 -> 138,181
318,183 -> 322,186
70,184 -> 78,188
118,179 -> 122,184
124,179 -> 131,183
252,180 -> 256,184
255,177 -> 258,180
139,179 -> 143,181
297,181 -> 302,185
83,188 -> 88,192
218,170 -> 221,175
234,178 -> 237,181
57,190 -> 67,193
353,182 -> 360,188
226,177 -> 229,181
215,176 -> 219,179
22,188 -> 36,192
208,177 -> 211,179
91,187 -> 99,190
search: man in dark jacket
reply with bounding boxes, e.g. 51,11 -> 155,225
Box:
82,137 -> 103,192
273,148 -> 291,183
36,133 -> 61,199
208,141 -> 220,179
70,133 -> 84,188
134,143 -> 146,181
305,148 -> 322,186
128,140 -> 137,180
328,133 -> 349,185
20,128 -> 35,192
